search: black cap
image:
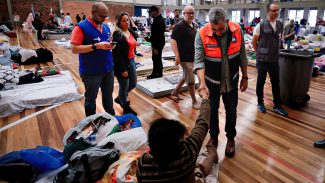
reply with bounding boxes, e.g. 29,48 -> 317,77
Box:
148,6 -> 158,13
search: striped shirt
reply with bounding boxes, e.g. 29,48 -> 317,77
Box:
136,99 -> 210,183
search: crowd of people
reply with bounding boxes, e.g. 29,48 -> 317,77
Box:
69,2 -> 325,183
2,1 -> 323,182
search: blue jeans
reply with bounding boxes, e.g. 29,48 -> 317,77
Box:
285,40 -> 293,49
117,58 -> 137,106
80,71 -> 115,116
206,80 -> 238,139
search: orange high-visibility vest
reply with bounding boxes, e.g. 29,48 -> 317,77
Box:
199,21 -> 242,62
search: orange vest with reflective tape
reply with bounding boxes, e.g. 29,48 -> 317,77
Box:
199,21 -> 242,62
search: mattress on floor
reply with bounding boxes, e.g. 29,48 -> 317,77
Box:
54,39 -> 71,49
0,70 -> 83,118
136,58 -> 176,75
136,73 -> 199,98
45,33 -> 71,40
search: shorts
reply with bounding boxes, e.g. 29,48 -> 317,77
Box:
180,62 -> 195,85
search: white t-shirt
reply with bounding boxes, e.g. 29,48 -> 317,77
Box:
253,20 -> 277,36
64,15 -> 72,25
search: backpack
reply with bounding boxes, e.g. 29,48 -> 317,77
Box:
54,146 -> 119,183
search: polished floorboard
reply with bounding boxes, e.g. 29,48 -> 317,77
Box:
0,31 -> 324,183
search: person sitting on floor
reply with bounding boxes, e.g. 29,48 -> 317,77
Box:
47,19 -> 58,30
137,88 -> 218,183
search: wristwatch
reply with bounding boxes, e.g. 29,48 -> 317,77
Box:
242,76 -> 248,80
92,43 -> 96,50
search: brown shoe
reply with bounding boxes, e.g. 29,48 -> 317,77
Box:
206,138 -> 218,163
225,139 -> 235,158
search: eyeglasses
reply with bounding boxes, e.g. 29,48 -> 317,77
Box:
184,12 -> 195,15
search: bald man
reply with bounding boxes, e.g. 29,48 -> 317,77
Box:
71,2 -> 116,116
170,6 -> 200,109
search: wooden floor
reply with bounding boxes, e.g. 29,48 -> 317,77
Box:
0,31 -> 324,183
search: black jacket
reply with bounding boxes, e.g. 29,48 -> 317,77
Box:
112,28 -> 138,77
148,15 -> 166,49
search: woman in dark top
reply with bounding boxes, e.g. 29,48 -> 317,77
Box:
112,12 -> 138,115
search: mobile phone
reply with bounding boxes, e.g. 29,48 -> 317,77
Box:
110,42 -> 117,45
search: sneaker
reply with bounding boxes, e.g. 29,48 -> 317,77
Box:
136,52 -> 143,57
314,139 -> 325,148
257,103 -> 266,113
273,106 -> 288,116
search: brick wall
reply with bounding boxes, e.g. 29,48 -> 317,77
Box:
11,0 -> 60,22
4,0 -> 134,25
63,1 -> 134,24
0,0 -> 9,20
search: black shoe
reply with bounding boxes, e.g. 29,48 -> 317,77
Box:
136,51 -> 143,57
314,139 -> 325,148
114,97 -> 130,106
147,74 -> 158,79
122,105 -> 137,115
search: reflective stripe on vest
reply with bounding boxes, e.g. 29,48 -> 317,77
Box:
205,71 -> 239,85
199,22 -> 242,60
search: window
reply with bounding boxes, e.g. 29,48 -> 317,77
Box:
141,9 -> 149,17
288,9 -> 304,22
248,10 -> 260,23
182,0 -> 194,5
308,10 -> 317,26
231,10 -> 241,23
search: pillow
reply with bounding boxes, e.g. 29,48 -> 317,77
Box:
0,66 -> 19,84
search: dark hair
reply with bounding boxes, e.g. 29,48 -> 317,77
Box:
115,12 -> 129,28
266,2 -> 278,11
148,6 -> 159,13
148,118 -> 186,164
313,30 -> 318,34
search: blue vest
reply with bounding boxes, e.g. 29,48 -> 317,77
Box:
77,19 -> 113,75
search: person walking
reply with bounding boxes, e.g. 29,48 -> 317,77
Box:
70,2 -> 115,116
112,12 -> 138,115
170,5 -> 200,109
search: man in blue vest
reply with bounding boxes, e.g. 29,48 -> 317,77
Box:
71,2 -> 115,116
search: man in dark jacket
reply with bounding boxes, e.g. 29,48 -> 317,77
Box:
146,6 -> 166,79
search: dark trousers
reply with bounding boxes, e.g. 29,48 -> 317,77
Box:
151,48 -> 163,76
256,61 -> 281,107
37,28 -> 43,40
81,72 -> 115,116
207,81 -> 238,139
